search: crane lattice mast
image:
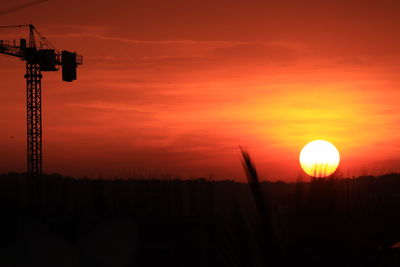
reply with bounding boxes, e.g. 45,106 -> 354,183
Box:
0,24 -> 83,177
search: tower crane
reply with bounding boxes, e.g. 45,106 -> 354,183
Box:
0,24 -> 83,177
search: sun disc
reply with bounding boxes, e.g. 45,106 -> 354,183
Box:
299,140 -> 340,177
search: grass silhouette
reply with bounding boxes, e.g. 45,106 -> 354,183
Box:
0,162 -> 399,266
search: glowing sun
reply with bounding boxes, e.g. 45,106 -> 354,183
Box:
299,140 -> 340,177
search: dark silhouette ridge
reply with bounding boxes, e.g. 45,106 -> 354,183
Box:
0,171 -> 400,266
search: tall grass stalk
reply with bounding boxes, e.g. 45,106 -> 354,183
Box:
241,148 -> 284,266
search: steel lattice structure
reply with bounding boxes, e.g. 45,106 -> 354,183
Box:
25,63 -> 43,177
0,24 -> 82,177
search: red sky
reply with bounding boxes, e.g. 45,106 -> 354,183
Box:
0,0 -> 399,181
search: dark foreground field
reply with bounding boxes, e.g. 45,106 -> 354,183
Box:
0,171 -> 399,267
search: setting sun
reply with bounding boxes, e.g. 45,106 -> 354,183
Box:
299,140 -> 340,178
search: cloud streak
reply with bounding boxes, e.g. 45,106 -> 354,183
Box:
0,0 -> 48,16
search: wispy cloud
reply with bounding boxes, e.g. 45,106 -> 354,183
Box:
0,0 -> 48,16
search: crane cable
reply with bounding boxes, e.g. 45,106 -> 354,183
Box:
33,27 -> 59,52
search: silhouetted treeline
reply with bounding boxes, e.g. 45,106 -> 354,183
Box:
0,172 -> 399,266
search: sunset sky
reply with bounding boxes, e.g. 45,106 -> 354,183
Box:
0,0 -> 399,181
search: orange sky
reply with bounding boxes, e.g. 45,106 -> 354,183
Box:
0,0 -> 399,181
